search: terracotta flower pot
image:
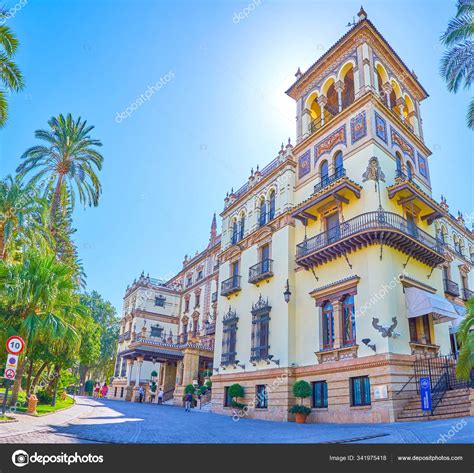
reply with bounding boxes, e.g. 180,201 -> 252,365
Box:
295,412 -> 307,424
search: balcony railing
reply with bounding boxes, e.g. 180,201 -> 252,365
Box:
220,275 -> 242,297
119,331 -> 131,343
248,259 -> 274,284
221,352 -> 237,366
204,322 -> 216,335
250,348 -> 272,363
258,210 -> 276,228
443,278 -> 460,297
211,291 -> 218,303
313,167 -> 346,194
295,210 -> 445,269
462,288 -> 473,301
395,169 -> 413,182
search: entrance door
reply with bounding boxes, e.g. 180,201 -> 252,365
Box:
406,213 -> 418,238
326,213 -> 340,244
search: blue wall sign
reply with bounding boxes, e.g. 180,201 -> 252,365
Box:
420,377 -> 432,411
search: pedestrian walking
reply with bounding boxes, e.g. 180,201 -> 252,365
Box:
138,386 -> 144,403
158,388 -> 164,405
93,383 -> 100,399
184,392 -> 193,412
101,383 -> 108,399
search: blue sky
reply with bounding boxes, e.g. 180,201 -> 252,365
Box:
0,0 -> 472,312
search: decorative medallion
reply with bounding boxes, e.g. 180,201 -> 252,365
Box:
298,150 -> 311,179
390,126 -> 414,158
314,125 -> 346,162
374,111 -> 387,143
362,157 -> 385,182
350,110 -> 367,144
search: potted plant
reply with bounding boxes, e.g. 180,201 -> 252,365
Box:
150,370 -> 158,379
288,380 -> 312,424
228,383 -> 246,410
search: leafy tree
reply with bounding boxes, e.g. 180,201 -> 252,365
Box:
0,10 -> 24,126
440,0 -> 474,128
456,298 -> 474,380
17,113 -> 104,217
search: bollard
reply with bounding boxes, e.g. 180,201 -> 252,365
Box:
27,395 -> 38,414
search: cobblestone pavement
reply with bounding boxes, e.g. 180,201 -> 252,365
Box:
0,397 -> 472,444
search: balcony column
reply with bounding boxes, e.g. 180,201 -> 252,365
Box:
134,356 -> 144,387
396,97 -> 406,122
334,80 -> 345,113
302,108 -> 312,137
382,83 -> 392,109
333,300 -> 343,349
125,359 -> 134,387
408,111 -> 420,136
317,95 -> 327,126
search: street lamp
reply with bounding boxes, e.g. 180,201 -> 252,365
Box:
283,279 -> 292,303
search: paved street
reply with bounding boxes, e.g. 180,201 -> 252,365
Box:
0,397 -> 472,444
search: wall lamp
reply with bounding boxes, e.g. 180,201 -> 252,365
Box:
283,279 -> 292,303
362,338 -> 376,352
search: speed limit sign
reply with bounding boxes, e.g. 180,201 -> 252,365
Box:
6,336 -> 25,355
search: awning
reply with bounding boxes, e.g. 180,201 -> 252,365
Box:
450,304 -> 467,334
405,287 -> 460,324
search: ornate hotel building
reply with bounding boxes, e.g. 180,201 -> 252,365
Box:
111,8 -> 473,422
110,216 -> 220,404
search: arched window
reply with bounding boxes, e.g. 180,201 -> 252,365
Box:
406,161 -> 413,180
320,160 -> 329,185
395,152 -> 402,177
231,219 -> 238,245
334,151 -> 343,177
342,295 -> 356,345
322,301 -> 334,349
239,214 -> 245,240
259,198 -> 267,227
269,190 -> 276,221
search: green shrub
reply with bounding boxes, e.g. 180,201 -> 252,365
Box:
228,383 -> 244,400
198,385 -> 207,395
150,382 -> 157,393
292,380 -> 311,399
184,384 -> 196,395
205,379 -> 212,389
36,389 -> 53,405
202,369 -> 212,378
231,401 -> 246,409
288,405 -> 312,415
150,370 -> 158,378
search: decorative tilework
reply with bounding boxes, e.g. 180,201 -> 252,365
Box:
350,111 -> 367,144
374,111 -> 387,143
298,150 -> 311,179
314,125 -> 347,163
390,126 -> 414,159
417,152 -> 429,179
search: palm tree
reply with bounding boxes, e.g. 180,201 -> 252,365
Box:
456,298 -> 474,381
0,10 -> 24,126
16,114 -> 104,217
0,175 -> 50,260
0,250 -> 86,405
440,0 -> 474,129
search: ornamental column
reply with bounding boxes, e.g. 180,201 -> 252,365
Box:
334,81 -> 345,113
333,300 -> 343,349
302,108 -> 312,137
396,97 -> 406,123
382,83 -> 392,109
135,356 -> 144,387
126,359 -> 134,387
317,95 -> 327,126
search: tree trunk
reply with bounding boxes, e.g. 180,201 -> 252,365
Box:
0,224 -> 5,260
30,361 -> 49,394
79,365 -> 89,395
50,176 -> 64,219
25,358 -> 34,396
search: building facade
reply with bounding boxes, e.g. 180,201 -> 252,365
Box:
210,9 -> 473,423
111,8 -> 473,422
110,216 -> 220,404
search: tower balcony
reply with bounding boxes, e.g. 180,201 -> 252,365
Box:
292,170 -> 362,225
248,259 -> 274,285
443,279 -> 460,297
296,210 -> 445,269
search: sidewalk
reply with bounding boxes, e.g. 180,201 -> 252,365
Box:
0,396 -> 97,439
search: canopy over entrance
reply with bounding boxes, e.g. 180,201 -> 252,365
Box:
404,287 -> 460,324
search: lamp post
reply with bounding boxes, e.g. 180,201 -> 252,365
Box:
283,279 -> 292,303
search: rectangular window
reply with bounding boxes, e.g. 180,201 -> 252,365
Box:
422,315 -> 431,344
187,276 -> 192,287
197,270 -> 203,280
409,318 -> 418,342
195,293 -> 200,307
224,386 -> 232,407
120,387 -> 124,398
184,299 -> 190,312
150,326 -> 164,338
312,381 -> 328,408
114,387 -> 118,397
255,385 -> 268,409
350,376 -> 371,407
154,295 -> 166,307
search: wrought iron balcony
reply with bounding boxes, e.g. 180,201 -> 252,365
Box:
220,275 -> 241,297
250,349 -> 272,363
443,278 -> 460,297
295,210 -> 445,269
313,168 -> 346,194
248,259 -> 274,284
462,288 -> 473,301
119,331 -> 131,343
221,352 -> 237,366
211,291 -> 218,303
395,169 -> 413,182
